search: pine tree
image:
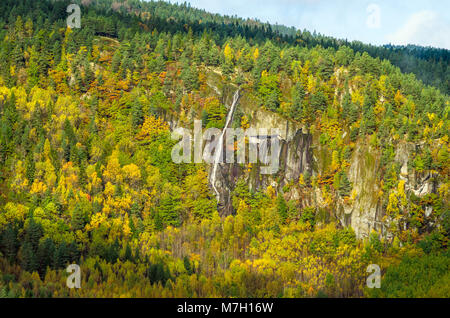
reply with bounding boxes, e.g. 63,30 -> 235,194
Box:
37,238 -> 55,277
21,241 -> 38,273
106,239 -> 120,264
71,204 -> 85,231
258,71 -> 280,111
342,91 -> 352,120
339,172 -> 352,197
134,247 -> 141,262
123,244 -> 133,262
79,161 -> 88,188
24,218 -> 43,252
154,212 -> 164,231
266,91 -> 280,111
362,91 -> 377,134
1,225 -> 18,263
362,107 -> 376,135
111,51 -> 122,73
184,256 -> 193,275
67,241 -> 80,263
131,100 -> 144,130
311,91 -> 327,112
62,139 -> 71,162
54,242 -> 70,269
129,216 -> 136,238
290,82 -> 305,120
277,194 -> 288,223
317,55 -> 334,80
25,152 -> 35,183
158,195 -> 181,227
300,207 -> 316,226
181,63 -> 199,91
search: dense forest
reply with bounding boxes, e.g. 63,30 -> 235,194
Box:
0,0 -> 448,298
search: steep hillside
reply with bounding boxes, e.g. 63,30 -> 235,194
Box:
0,0 -> 448,298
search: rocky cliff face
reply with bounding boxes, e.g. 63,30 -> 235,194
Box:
170,79 -> 442,239
338,142 -> 382,239
207,87 -> 314,216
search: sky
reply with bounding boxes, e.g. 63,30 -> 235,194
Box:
169,0 -> 450,49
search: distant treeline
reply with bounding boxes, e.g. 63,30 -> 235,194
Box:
0,0 -> 449,94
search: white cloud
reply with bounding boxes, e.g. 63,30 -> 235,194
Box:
387,10 -> 450,49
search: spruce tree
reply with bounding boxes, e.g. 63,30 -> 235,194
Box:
71,204 -> 85,231
311,91 -> 327,112
277,194 -> 288,223
21,241 -> 38,273
290,82 -> 305,120
24,218 -> 43,252
339,172 -> 352,197
37,238 -> 55,277
1,225 -> 18,263
54,242 -> 70,269
131,100 -> 144,130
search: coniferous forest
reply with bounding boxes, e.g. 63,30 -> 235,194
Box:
0,0 -> 448,298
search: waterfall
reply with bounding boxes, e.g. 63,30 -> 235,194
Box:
210,89 -> 240,201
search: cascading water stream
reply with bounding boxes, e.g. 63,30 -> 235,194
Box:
210,89 -> 240,201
